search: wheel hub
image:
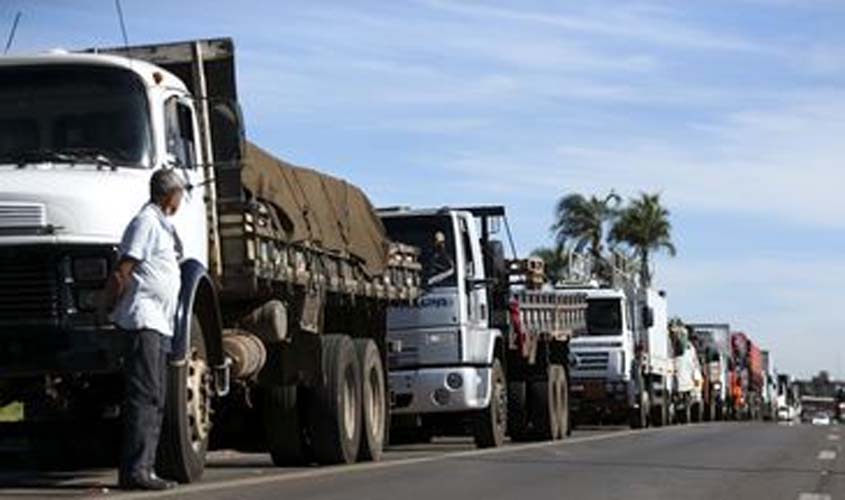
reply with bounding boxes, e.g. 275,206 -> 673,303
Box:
186,347 -> 212,450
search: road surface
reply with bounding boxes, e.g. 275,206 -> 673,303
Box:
0,422 -> 839,500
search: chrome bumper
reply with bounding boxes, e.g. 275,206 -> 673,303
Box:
390,366 -> 491,415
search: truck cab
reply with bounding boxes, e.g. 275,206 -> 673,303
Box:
569,288 -> 635,419
0,42 -> 233,481
568,285 -> 671,427
380,208 -> 501,427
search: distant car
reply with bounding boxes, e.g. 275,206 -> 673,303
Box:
812,413 -> 831,426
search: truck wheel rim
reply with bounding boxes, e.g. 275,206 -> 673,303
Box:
343,365 -> 357,441
187,346 -> 212,451
367,366 -> 384,440
494,372 -> 506,431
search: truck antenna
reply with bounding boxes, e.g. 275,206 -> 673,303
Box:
502,215 -> 518,259
3,11 -> 21,55
114,0 -> 130,53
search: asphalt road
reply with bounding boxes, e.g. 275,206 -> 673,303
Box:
0,422 -> 840,500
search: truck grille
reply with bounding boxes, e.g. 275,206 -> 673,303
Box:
574,351 -> 610,372
0,248 -> 60,325
0,202 -> 46,229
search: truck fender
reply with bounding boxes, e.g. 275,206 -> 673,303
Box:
486,328 -> 504,365
172,258 -> 224,368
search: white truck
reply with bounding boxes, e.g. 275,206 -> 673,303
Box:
380,206 -> 586,447
669,319 -> 704,423
568,281 -> 673,428
776,374 -> 799,422
0,38 -> 421,480
689,323 -> 731,421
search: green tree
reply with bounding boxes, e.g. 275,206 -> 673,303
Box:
550,192 -> 620,276
610,192 -> 676,286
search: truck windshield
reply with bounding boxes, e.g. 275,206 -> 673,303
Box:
0,64 -> 153,167
383,215 -> 457,287
585,298 -> 623,335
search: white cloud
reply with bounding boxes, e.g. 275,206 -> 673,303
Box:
658,255 -> 845,378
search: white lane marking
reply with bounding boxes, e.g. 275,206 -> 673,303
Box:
817,450 -> 837,460
106,426 -> 687,499
827,434 -> 840,441
798,494 -> 831,500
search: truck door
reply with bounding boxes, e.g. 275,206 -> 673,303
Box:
457,214 -> 496,364
458,215 -> 487,329
163,95 -> 208,265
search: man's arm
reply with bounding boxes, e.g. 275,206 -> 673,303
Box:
98,257 -> 138,322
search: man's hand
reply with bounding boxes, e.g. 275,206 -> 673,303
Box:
97,258 -> 137,325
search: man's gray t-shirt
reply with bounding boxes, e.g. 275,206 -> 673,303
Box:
111,203 -> 183,337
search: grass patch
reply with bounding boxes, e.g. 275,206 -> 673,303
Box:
0,402 -> 22,422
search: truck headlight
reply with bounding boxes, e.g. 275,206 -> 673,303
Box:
425,332 -> 456,345
73,257 -> 108,282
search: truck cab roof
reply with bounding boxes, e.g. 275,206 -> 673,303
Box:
0,52 -> 188,93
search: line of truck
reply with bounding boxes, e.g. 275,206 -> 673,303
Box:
0,37 -> 792,483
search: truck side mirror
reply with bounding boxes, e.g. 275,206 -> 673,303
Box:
642,306 -> 654,328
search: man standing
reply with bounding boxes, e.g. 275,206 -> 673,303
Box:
102,169 -> 185,491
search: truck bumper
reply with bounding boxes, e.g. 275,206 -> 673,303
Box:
570,378 -> 632,421
390,366 -> 491,415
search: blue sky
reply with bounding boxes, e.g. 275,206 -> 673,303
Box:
4,0 -> 845,377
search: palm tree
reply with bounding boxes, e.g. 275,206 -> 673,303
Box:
550,191 -> 620,276
609,192 -> 676,287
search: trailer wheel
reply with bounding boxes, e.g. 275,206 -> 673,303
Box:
354,339 -> 386,462
310,335 -> 361,464
507,381 -> 530,441
528,371 -> 559,441
264,384 -> 308,466
158,314 -> 211,483
552,365 -> 570,438
474,358 -> 507,448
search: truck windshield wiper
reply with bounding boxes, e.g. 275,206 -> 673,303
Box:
55,147 -> 115,169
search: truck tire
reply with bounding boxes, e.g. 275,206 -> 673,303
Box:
507,381 -> 530,441
474,358 -> 507,448
264,384 -> 308,466
630,376 -> 649,429
528,372 -> 559,441
650,403 -> 665,427
158,314 -> 211,483
551,365 -> 569,439
354,339 -> 386,462
310,335 -> 362,464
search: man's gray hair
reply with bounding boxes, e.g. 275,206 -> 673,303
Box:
150,169 -> 186,203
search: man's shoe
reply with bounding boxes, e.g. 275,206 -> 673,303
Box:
118,472 -> 177,491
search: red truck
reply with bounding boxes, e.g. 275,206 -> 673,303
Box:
729,332 -> 765,420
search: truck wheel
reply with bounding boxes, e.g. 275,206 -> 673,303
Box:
158,314 -> 211,483
650,404 -> 665,427
507,381 -> 530,441
264,384 -> 307,466
354,339 -> 386,462
630,388 -> 649,429
551,365 -> 569,439
310,335 -> 362,464
474,358 -> 507,448
528,373 -> 559,441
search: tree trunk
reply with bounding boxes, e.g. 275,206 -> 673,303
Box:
640,248 -> 650,287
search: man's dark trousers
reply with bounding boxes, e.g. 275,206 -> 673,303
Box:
120,329 -> 171,482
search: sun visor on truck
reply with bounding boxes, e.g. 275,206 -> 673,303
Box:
241,142 -> 389,277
